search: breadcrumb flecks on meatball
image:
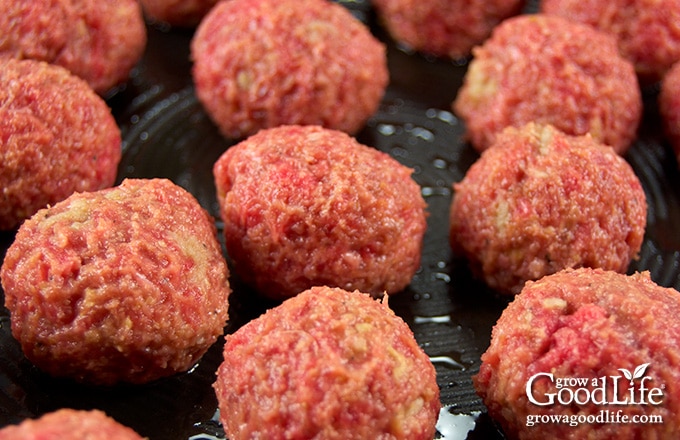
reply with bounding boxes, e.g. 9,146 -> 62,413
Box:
542,0 -> 680,84
0,0 -> 147,95
191,0 -> 388,139
0,58 -> 121,231
475,268 -> 680,439
453,14 -> 642,153
213,125 -> 427,299
659,61 -> 680,166
449,123 -> 647,295
372,0 -> 526,60
0,178 -> 231,386
214,286 -> 440,440
0,409 -> 144,440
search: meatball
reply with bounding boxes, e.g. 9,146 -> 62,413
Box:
0,409 -> 143,440
453,14 -> 642,153
0,58 -> 121,231
214,286 -> 440,440
213,125 -> 427,299
0,0 -> 147,95
191,0 -> 388,139
659,61 -> 680,165
450,123 -> 647,295
139,0 -> 218,27
542,0 -> 680,84
475,268 -> 680,439
0,179 -> 231,385
372,0 -> 525,59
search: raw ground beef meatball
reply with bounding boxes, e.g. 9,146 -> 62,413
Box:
0,58 -> 121,231
475,268 -> 680,439
214,286 -> 440,440
213,125 -> 427,299
0,179 -> 231,386
542,0 -> 680,84
453,14 -> 642,153
0,0 -> 147,95
139,0 -> 218,27
372,0 -> 526,59
659,61 -> 680,165
450,123 -> 647,295
0,409 -> 143,440
191,0 -> 388,139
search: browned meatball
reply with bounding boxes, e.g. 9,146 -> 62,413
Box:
0,409 -> 144,440
213,125 -> 427,299
0,0 -> 147,95
139,0 -> 218,27
191,0 -> 388,139
373,0 -> 526,59
214,286 -> 440,440
0,58 -> 121,231
453,14 -> 642,153
1,179 -> 230,385
476,268 -> 680,439
450,123 -> 647,295
542,0 -> 680,84
660,61 -> 680,165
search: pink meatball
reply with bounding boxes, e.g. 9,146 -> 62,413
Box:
450,123 -> 647,295
0,0 -> 147,95
453,14 -> 642,153
476,268 -> 680,439
373,0 -> 526,59
0,409 -> 144,440
542,0 -> 680,84
213,125 -> 427,299
214,286 -> 440,440
0,58 -> 121,231
1,179 -> 231,385
191,0 -> 388,139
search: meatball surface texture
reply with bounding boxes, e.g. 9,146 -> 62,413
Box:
0,409 -> 144,440
475,268 -> 680,439
191,0 -> 388,139
1,179 -> 231,385
0,58 -> 121,231
0,0 -> 147,95
450,123 -> 647,295
542,0 -> 680,84
453,14 -> 641,153
213,125 -> 427,299
373,0 -> 525,59
214,286 -> 440,440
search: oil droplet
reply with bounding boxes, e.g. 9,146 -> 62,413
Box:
426,108 -> 458,126
421,186 -> 451,197
435,407 -> 481,439
414,315 -> 452,324
377,123 -> 397,136
191,410 -> 224,439
433,158 -> 448,169
188,435 -> 224,440
412,292 -> 432,300
433,272 -> 452,283
430,356 -> 465,370
406,125 -> 435,143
